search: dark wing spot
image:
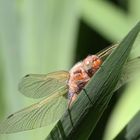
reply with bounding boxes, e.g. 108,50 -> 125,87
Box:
7,114 -> 14,119
25,74 -> 30,77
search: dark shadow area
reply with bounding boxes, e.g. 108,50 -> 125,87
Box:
74,20 -> 111,64
106,0 -> 129,12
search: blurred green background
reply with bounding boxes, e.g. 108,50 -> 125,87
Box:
0,0 -> 140,140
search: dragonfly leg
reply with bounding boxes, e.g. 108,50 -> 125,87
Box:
68,92 -> 77,108
83,88 -> 94,106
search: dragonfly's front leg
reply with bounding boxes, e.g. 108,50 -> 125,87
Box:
68,92 -> 78,108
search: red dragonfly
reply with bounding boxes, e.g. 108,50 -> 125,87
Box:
0,44 -> 131,133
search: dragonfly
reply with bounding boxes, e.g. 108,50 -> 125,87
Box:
0,44 -> 139,134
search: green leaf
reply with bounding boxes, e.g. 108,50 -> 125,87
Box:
46,22 -> 140,140
113,111 -> 140,140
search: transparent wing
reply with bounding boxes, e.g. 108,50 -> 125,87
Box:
97,44 -> 118,60
114,57 -> 140,91
18,70 -> 69,99
0,89 -> 68,133
97,45 -> 140,91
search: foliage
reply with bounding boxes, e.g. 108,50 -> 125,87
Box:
0,0 -> 140,140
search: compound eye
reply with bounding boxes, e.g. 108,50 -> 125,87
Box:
92,59 -> 102,69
